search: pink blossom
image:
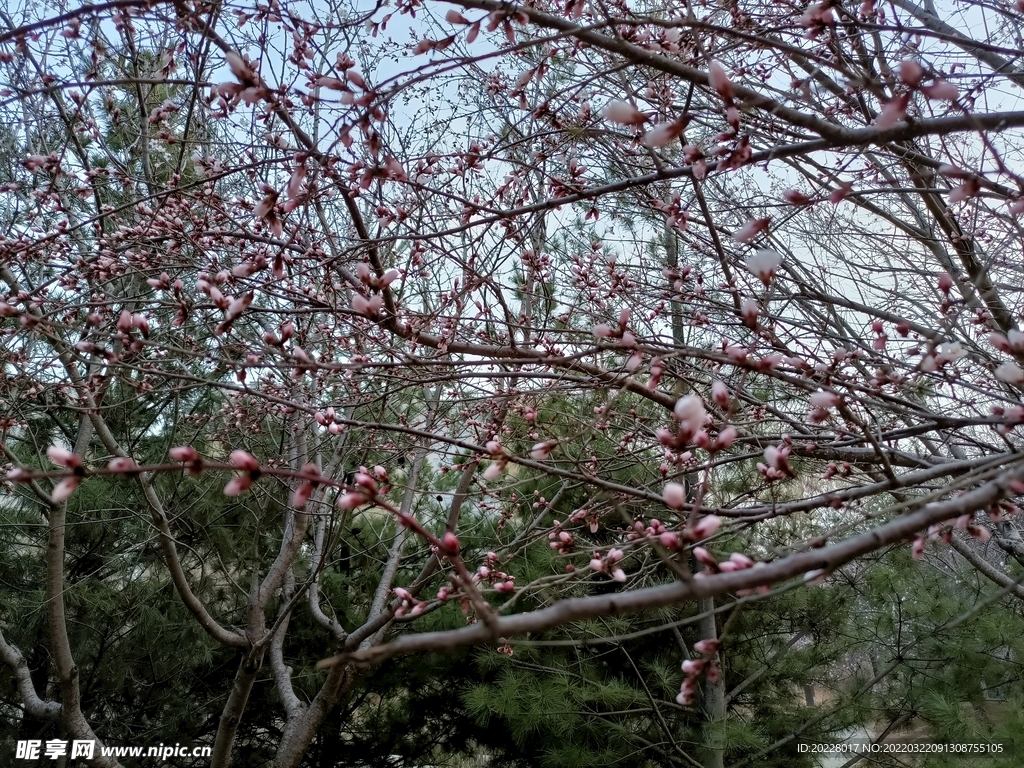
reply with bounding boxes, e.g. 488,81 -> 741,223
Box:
693,546 -> 718,567
990,332 -> 1012,353
223,476 -> 253,496
745,248 -> 782,284
660,532 -> 681,549
809,391 -> 840,410
948,179 -> 980,204
673,395 -> 706,432
783,189 -> 811,205
442,531 -> 460,554
995,362 -> 1024,384
681,659 -> 705,675
899,59 -> 924,86
711,381 -> 730,409
47,446 -> 81,469
225,51 -> 253,83
708,60 -> 734,101
642,117 -> 689,148
922,79 -> 958,101
912,537 -> 926,560
663,481 -> 688,512
713,427 -> 737,450
733,217 -> 770,244
729,552 -> 755,568
693,638 -> 720,654
602,99 -> 647,126
292,483 -> 315,509
52,476 -> 82,503
691,514 -> 722,540
530,442 -> 554,460
741,298 -> 758,328
875,93 -> 909,129
592,323 -> 613,338
337,491 -> 369,509
230,450 -> 260,471
169,446 -> 199,462
107,457 -> 137,473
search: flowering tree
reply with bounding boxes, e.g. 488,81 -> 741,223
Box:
2,0 -> 1024,765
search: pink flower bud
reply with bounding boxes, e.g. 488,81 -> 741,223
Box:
713,427 -> 737,450
693,639 -> 720,654
708,60 -> 734,101
229,450 -> 260,471
691,515 -> 722,540
592,323 -> 613,338
711,381 -> 729,409
733,217 -> 770,244
618,307 -> 631,328
610,567 -> 627,582
107,457 -> 137,473
660,532 -> 680,549
663,482 -> 687,510
602,99 -> 648,126
673,395 -> 706,430
169,446 -> 198,462
590,558 -> 605,572
741,297 -> 758,328
292,483 -> 315,508
442,531 -> 460,554
354,470 -> 377,493
782,189 -> 811,205
47,446 -> 81,469
898,59 -> 924,86
681,659 -> 705,675
809,390 -> 840,410
938,273 -> 954,293
911,537 -> 926,560
223,476 -> 253,496
51,476 -> 82,502
693,547 -> 718,567
530,442 -> 554,460
337,491 -> 368,509
922,79 -> 958,101
875,93 -> 909,129
116,310 -> 133,333
728,552 -> 755,568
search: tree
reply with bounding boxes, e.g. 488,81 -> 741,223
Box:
3,0 -> 1024,765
